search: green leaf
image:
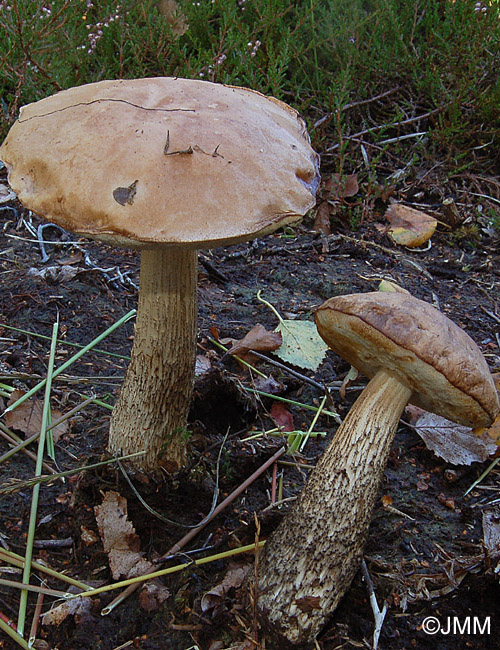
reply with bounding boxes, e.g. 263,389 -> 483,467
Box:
274,320 -> 328,371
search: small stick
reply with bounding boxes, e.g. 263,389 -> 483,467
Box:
270,463 -> 278,504
325,106 -> 444,151
361,558 -> 388,650
0,424 -> 57,474
28,583 -> 45,647
249,350 -> 326,392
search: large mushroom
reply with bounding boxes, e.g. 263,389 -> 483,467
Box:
0,77 -> 319,472
257,291 -> 499,646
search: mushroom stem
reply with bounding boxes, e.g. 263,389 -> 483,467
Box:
108,247 -> 198,472
257,369 -> 412,646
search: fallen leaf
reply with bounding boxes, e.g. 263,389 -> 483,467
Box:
339,366 -> 358,401
95,491 -> 153,580
378,279 -> 410,294
28,265 -> 86,283
313,201 -> 331,235
201,564 -> 250,614
270,402 -> 295,432
228,324 -> 282,359
0,182 -> 16,204
274,320 -> 329,371
329,173 -> 359,199
437,493 -> 456,510
385,203 -> 437,247
80,525 -> 99,546
474,413 -> 500,443
195,354 -> 212,377
138,582 -> 170,612
42,596 -> 92,625
482,507 -> 500,563
410,408 -> 497,465
5,390 -> 69,441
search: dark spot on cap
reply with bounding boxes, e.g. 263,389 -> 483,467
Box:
113,180 -> 138,206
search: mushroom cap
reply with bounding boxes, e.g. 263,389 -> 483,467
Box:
0,77 -> 320,249
314,292 -> 499,428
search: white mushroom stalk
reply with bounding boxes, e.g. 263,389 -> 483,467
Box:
257,291 -> 499,647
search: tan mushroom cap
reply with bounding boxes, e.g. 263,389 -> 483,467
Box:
314,292 -> 499,428
0,77 -> 320,249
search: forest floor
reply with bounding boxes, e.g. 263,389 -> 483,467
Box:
0,159 -> 499,650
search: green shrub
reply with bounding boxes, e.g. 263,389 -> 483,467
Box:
0,0 -> 499,162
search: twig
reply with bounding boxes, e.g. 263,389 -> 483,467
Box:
0,424 -> 57,475
481,305 -> 500,325
243,387 -> 340,421
361,558 -> 388,650
325,106 -> 445,152
313,87 -> 401,128
28,582 -> 45,647
249,350 -> 326,392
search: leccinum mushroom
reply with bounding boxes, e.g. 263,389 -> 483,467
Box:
0,77 -> 319,472
257,291 -> 499,646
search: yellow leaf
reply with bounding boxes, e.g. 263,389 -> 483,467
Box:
385,203 -> 437,248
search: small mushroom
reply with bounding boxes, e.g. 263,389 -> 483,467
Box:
0,77 -> 319,472
257,291 -> 499,646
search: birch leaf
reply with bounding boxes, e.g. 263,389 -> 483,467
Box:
274,320 -> 328,371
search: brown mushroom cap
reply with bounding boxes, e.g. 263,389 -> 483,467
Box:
0,77 -> 319,249
314,292 -> 499,428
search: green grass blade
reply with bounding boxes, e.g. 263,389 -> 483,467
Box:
3,310 -> 135,416
17,319 -> 59,636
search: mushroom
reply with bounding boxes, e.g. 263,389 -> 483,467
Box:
257,291 -> 499,646
0,77 -> 319,472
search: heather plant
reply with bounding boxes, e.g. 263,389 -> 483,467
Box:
0,0 -> 499,163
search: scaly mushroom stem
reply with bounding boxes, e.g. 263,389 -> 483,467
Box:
257,369 -> 412,646
108,247 -> 197,472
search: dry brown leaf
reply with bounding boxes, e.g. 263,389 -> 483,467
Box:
482,507 -> 500,563
138,582 -> 170,612
313,201 -> 331,235
385,203 -> 437,247
228,324 -> 282,359
5,390 -> 68,441
200,564 -> 250,614
270,401 -> 294,432
329,173 -> 359,199
409,408 -> 497,465
42,596 -> 92,626
339,366 -> 358,401
95,491 -> 153,580
195,354 -> 212,377
80,525 -> 99,546
473,413 -> 500,443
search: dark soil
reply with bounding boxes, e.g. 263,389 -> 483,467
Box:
0,162 -> 499,650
